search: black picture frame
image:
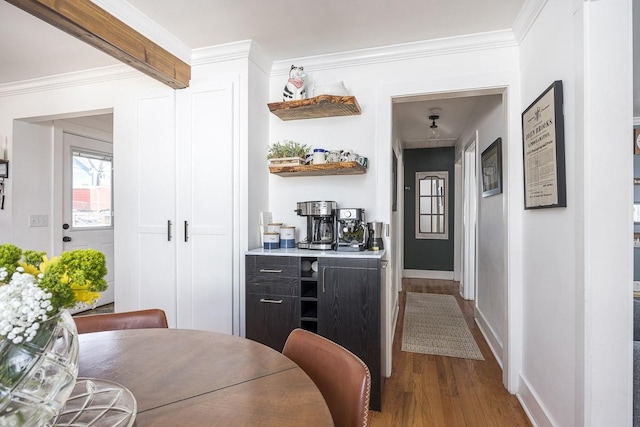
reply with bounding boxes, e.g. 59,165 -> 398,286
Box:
392,151 -> 398,212
521,80 -> 567,209
481,138 -> 502,197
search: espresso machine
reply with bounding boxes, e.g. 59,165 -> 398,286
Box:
295,201 -> 337,250
336,208 -> 367,251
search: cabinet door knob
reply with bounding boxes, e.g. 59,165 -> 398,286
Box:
259,269 -> 283,273
259,298 -> 283,304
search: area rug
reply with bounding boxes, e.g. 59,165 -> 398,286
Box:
401,292 -> 484,360
73,303 -> 114,317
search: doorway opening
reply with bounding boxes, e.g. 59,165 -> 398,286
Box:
391,92 -> 501,293
11,110 -> 115,309
389,89 -> 508,383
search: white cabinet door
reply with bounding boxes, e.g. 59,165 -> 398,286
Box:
116,90 -> 177,326
176,80 -> 235,334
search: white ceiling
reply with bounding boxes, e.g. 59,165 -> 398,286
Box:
0,0 -> 527,85
0,0 -> 530,148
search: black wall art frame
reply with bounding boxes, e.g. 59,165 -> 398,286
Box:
481,138 -> 503,197
521,80 -> 567,209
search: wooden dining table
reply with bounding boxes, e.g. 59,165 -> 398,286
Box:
78,328 -> 333,426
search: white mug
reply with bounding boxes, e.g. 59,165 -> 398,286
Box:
313,149 -> 327,165
327,150 -> 341,163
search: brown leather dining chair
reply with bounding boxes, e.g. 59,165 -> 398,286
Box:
282,328 -> 371,427
73,308 -> 169,334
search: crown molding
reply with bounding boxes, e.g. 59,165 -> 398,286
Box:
191,40 -> 253,66
90,0 -> 192,63
248,42 -> 274,76
271,30 -> 518,76
191,40 -> 273,75
0,65 -> 139,97
0,40 -> 273,96
511,0 -> 548,43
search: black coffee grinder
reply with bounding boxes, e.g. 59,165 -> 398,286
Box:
366,221 -> 384,250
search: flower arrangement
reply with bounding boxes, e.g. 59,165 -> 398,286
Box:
0,243 -> 107,344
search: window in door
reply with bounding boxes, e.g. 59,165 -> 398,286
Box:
70,149 -> 113,228
415,171 -> 448,240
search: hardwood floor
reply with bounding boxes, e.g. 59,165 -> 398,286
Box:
368,279 -> 531,427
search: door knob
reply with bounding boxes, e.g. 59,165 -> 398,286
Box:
62,223 -> 70,230
62,236 -> 72,242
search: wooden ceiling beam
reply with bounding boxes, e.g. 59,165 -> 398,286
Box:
6,0 -> 191,89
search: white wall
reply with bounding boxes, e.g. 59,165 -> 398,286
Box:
0,69 -> 157,245
268,41 -> 521,380
267,45 -> 520,234
457,96 -> 505,364
0,45 -> 268,337
518,0 -> 633,425
243,51 -> 272,336
10,120 -> 53,250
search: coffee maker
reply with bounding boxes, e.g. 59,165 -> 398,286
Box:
336,208 -> 367,251
295,201 -> 337,250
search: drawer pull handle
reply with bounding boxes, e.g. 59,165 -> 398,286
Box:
259,298 -> 283,304
259,269 -> 283,273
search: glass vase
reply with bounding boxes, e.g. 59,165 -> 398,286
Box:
0,310 -> 79,426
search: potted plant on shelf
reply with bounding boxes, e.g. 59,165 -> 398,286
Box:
267,140 -> 311,167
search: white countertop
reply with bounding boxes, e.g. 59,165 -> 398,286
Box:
246,247 -> 386,259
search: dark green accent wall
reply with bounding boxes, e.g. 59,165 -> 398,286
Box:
403,147 -> 455,271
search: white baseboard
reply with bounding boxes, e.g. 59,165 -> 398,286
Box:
475,306 -> 503,368
517,374 -> 555,427
403,269 -> 454,280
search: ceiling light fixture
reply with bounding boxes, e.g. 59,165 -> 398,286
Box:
428,108 -> 441,140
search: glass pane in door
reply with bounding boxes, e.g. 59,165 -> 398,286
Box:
71,150 -> 113,228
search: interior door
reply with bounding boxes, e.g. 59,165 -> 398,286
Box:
62,132 -> 114,308
461,139 -> 477,300
175,80 -> 235,333
403,147 -> 455,272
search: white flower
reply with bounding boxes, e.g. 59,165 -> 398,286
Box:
0,272 -> 52,344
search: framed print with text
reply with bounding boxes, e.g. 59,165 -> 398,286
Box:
521,80 -> 567,209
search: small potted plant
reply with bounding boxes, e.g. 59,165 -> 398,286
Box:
267,140 -> 311,167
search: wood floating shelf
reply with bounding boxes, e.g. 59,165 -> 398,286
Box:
268,95 -> 361,121
269,161 -> 366,177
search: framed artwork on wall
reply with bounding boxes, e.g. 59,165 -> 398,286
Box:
481,138 -> 502,197
634,128 -> 640,155
521,80 -> 567,209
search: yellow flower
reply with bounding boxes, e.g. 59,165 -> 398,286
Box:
18,262 -> 41,277
39,255 -> 59,273
70,282 -> 101,305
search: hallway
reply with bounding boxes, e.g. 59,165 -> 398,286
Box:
369,279 -> 530,426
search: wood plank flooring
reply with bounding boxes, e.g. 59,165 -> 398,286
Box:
368,278 -> 531,427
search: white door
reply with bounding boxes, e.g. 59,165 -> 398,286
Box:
62,132 -> 114,308
176,80 -> 235,334
461,136 -> 477,300
126,92 -> 177,326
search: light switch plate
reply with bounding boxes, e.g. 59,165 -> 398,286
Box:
29,214 -> 48,227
